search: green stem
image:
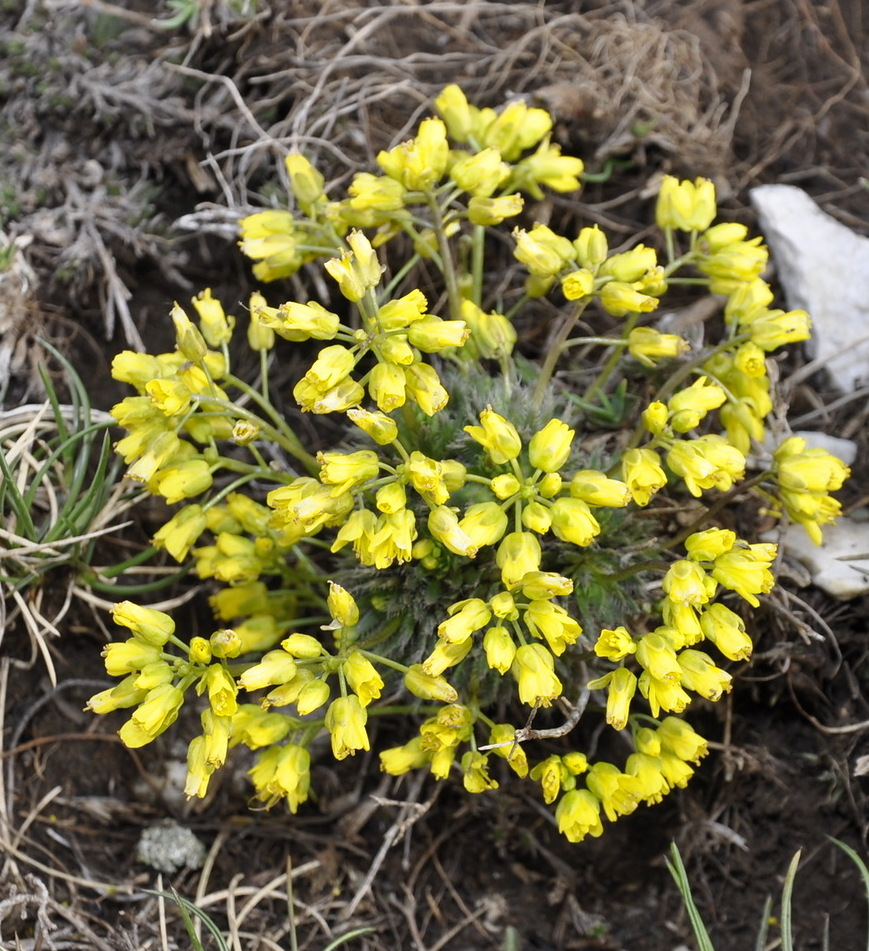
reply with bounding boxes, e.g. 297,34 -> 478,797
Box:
425,193 -> 464,322
471,224 -> 486,307
532,300 -> 589,406
582,311 -> 640,403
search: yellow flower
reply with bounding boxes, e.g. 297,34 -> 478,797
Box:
366,510 -> 417,568
555,789 -> 604,842
318,449 -> 380,494
377,117 -> 449,190
490,473 -> 521,499
561,267 -> 595,300
121,684 -> 185,746
405,451 -> 449,505
587,667 -> 637,731
467,194 -> 524,226
512,140 -> 584,198
697,228 -> 768,295
598,281 -> 659,318
149,458 -> 213,505
666,437 -> 746,497
304,345 -> 357,391
748,309 -> 811,351
434,84 -> 476,141
511,643 -> 562,707
198,664 -> 238,718
667,376 -> 727,432
112,351 -> 163,389
685,528 -> 737,562
482,99 -> 552,160
437,598 -> 492,645
450,147 -> 510,197
459,501 -> 509,548
86,674 -> 148,714
265,300 -> 341,342
368,362 -> 407,412
625,752 -> 669,804
238,211 -> 301,281
585,762 -> 641,822
461,751 -> 498,793
655,175 -> 716,232
711,544 -> 776,607
521,501 -> 551,534
277,634 -> 322,661
662,559 -> 713,606
347,171 -> 406,212
325,695 -> 370,760
593,626 -> 636,662
238,650 -> 298,691
343,651 -> 384,706
660,602 -> 704,647
677,649 -> 732,701
380,736 -> 430,776
549,497 -> 601,547
627,326 -> 689,366
170,301 -> 209,362
404,362 -> 449,415
512,224 -> 575,276
325,231 -> 382,301
523,600 -> 582,656
346,407 -> 398,445
422,637 -> 473,677
482,625 -> 517,674
530,754 -> 570,804
528,418 -> 574,472
295,679 -> 331,716
496,531 -> 542,588
656,717 -> 708,763
569,470 -> 632,507
464,406 -> 522,464
638,670 -> 691,717
621,447 -> 667,506
191,288 -> 235,347
635,632 -> 682,682
520,571 -> 572,600
285,152 -> 325,212
489,723 -> 528,777
229,704 -> 292,749
126,429 -> 182,482
111,601 -> 175,646
249,744 -> 311,812
774,437 -> 850,494
404,665 -> 458,703
573,225 -> 608,268
699,603 -> 753,661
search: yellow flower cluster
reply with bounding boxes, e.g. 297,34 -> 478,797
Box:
89,85 -> 850,845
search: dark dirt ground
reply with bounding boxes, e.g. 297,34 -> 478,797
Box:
2,1 -> 869,950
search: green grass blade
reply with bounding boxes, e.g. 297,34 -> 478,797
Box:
754,895 -> 772,951
666,842 -> 715,951
780,850 -> 801,951
0,445 -> 38,539
145,888 -> 230,951
829,837 -> 869,951
321,928 -> 376,951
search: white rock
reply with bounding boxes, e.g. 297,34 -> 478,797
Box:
750,184 -> 869,393
778,516 -> 869,600
136,819 -> 207,874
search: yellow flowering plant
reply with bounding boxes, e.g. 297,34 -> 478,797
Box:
88,85 -> 850,842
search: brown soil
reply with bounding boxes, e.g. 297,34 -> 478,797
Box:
2,2 -> 868,950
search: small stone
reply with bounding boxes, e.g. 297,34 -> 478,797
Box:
777,516 -> 869,600
750,185 -> 869,393
136,819 -> 207,875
